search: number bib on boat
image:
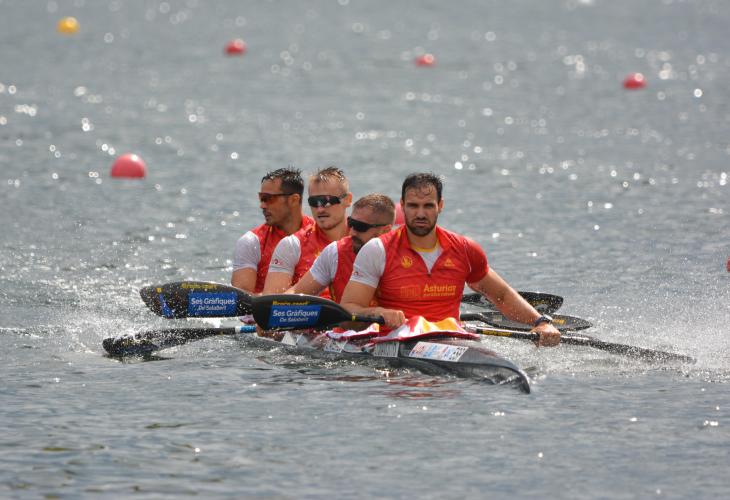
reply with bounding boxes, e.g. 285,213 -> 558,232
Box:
408,342 -> 468,362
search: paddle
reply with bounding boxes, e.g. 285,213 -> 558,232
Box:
460,311 -> 593,332
103,325 -> 257,357
464,324 -> 695,363
250,293 -> 384,330
461,291 -> 563,314
140,281 -> 384,328
106,282 -> 385,357
140,281 -> 252,319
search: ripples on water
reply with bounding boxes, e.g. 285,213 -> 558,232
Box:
1,0 -> 729,498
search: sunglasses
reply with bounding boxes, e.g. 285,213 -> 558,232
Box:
307,193 -> 347,208
258,192 -> 293,203
347,216 -> 388,233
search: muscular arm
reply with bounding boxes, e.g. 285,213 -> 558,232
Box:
263,271 -> 294,294
340,238 -> 405,328
468,268 -> 560,346
262,236 -> 300,295
287,271 -> 326,296
231,231 -> 260,293
469,268 -> 541,324
340,281 -> 405,328
231,268 -> 257,293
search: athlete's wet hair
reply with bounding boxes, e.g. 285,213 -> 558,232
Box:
309,166 -> 349,192
353,193 -> 396,224
401,172 -> 443,202
261,167 -> 305,197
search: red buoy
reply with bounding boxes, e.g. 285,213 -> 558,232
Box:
394,202 -> 405,225
623,73 -> 646,89
225,39 -> 247,56
415,54 -> 435,67
110,153 -> 146,178
727,257 -> 730,272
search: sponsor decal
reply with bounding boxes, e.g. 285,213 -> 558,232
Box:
181,282 -> 219,291
443,258 -> 456,268
398,283 -> 458,299
422,283 -> 457,297
272,299 -> 313,306
187,292 -> 237,316
399,285 -> 421,299
158,294 -> 174,318
409,342 -> 467,362
268,304 -> 322,328
401,255 -> 413,268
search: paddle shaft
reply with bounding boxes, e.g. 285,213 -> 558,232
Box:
460,312 -> 592,332
467,325 -> 695,363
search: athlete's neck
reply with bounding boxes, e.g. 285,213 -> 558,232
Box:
319,220 -> 349,243
406,227 -> 438,250
274,211 -> 303,235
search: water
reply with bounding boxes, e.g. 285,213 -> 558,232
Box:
1,0 -> 729,497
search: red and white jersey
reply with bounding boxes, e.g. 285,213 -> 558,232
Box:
233,216 -> 313,293
351,226 -> 488,321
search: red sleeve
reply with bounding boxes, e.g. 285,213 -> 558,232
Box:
464,237 -> 489,283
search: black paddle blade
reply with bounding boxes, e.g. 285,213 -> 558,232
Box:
140,281 -> 252,319
461,291 -> 564,314
467,311 -> 593,332
251,294 -> 383,330
103,326 -> 254,357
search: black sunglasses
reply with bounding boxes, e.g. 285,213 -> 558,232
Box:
307,193 -> 347,208
347,216 -> 388,232
258,192 -> 293,203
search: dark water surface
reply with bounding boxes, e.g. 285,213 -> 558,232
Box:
1,0 -> 729,498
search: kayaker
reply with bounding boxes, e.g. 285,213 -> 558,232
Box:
231,167 -> 313,294
285,193 -> 395,302
263,166 -> 352,296
340,172 -> 561,347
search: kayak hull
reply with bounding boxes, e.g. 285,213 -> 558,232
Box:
243,329 -> 531,393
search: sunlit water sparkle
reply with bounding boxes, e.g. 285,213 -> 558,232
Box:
1,0 -> 729,498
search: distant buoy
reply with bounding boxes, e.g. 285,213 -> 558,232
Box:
394,202 -> 405,225
727,257 -> 730,272
415,54 -> 435,67
623,73 -> 646,89
225,39 -> 247,56
57,17 -> 79,35
111,154 -> 146,179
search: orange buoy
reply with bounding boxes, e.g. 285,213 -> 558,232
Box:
57,16 -> 79,35
415,54 -> 435,67
110,154 -> 146,179
623,73 -> 646,89
225,39 -> 247,55
394,202 -> 405,225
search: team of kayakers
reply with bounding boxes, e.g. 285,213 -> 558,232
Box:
231,167 -> 561,347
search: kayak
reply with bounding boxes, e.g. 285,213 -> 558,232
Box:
214,319 -> 532,393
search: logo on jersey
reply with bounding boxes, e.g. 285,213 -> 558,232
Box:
443,258 -> 456,268
401,256 -> 413,268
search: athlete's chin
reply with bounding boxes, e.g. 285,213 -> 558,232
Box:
316,217 -> 337,229
407,224 -> 434,236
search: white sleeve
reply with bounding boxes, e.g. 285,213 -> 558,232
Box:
232,232 -> 261,271
268,235 -> 302,275
309,241 -> 339,287
350,238 -> 386,288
